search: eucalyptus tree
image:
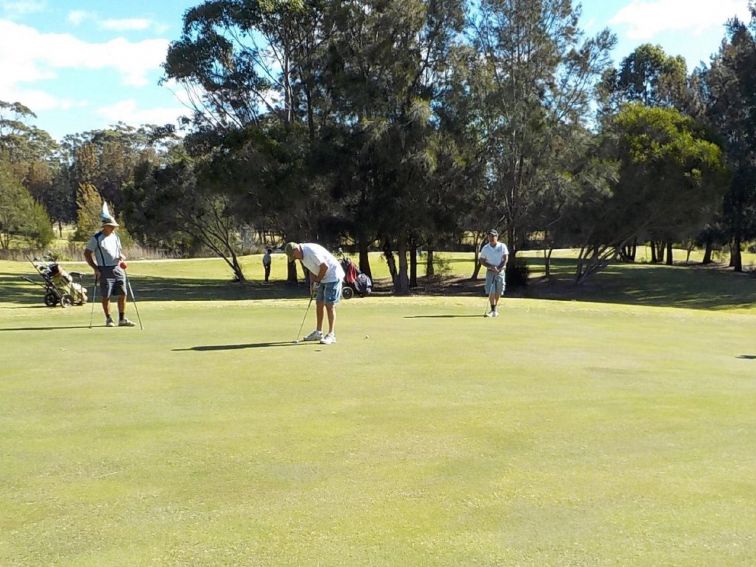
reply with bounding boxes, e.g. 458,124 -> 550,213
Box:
568,104 -> 728,283
598,44 -> 696,262
467,0 -> 615,261
699,8 -> 756,272
164,0 -> 335,281
322,0 -> 466,293
0,161 -> 54,250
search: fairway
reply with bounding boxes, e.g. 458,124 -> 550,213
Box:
1,264 -> 755,566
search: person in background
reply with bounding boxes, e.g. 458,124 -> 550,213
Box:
478,229 -> 509,317
284,241 -> 345,345
84,214 -> 135,327
262,248 -> 272,282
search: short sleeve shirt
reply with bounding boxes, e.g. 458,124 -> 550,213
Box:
480,242 -> 509,268
300,243 -> 345,283
85,232 -> 122,267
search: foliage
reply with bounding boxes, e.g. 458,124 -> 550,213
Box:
467,0 -> 616,258
0,163 -> 54,249
699,7 -> 756,271
568,104 -> 729,282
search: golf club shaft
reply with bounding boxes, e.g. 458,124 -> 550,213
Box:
296,292 -> 316,341
89,275 -> 97,328
126,278 -> 144,330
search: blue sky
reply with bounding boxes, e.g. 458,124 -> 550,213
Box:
0,0 -> 752,141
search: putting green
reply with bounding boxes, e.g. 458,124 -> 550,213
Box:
1,289 -> 755,565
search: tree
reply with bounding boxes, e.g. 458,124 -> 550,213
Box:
127,157 -> 247,281
0,163 -> 54,250
468,0 -> 615,262
569,104 -> 729,282
700,7 -> 756,272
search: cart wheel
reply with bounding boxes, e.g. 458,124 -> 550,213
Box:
60,294 -> 73,308
44,292 -> 58,307
341,286 -> 354,300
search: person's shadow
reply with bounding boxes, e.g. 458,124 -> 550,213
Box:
173,341 -> 315,352
737,355 -> 756,360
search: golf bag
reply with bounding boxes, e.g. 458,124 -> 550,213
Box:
340,257 -> 372,299
24,255 -> 88,307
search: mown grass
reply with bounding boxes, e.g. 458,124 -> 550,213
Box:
0,253 -> 754,565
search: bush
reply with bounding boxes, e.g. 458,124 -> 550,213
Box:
506,257 -> 529,288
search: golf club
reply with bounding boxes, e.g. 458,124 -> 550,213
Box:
126,278 -> 144,330
89,274 -> 97,328
294,289 -> 316,343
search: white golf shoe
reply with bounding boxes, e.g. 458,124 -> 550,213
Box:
303,330 -> 323,342
484,310 -> 495,318
319,333 -> 336,345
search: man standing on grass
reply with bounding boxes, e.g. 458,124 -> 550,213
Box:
285,241 -> 345,345
262,248 -> 272,282
84,210 -> 136,328
479,229 -> 509,317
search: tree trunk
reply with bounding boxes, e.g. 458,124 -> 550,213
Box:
383,238 -> 397,284
544,248 -> 552,278
665,242 -> 673,266
650,241 -> 658,263
732,237 -> 742,272
409,242 -> 418,288
358,237 -> 372,280
395,239 -> 410,295
287,259 -> 298,284
426,248 -> 434,277
702,236 -> 713,264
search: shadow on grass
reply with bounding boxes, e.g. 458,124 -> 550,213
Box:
3,260 -> 754,312
174,341 -> 312,351
523,263 -> 756,311
737,355 -> 756,360
403,314 -> 484,319
0,325 -> 93,332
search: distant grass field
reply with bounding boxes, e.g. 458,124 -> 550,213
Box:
1,253 -> 754,565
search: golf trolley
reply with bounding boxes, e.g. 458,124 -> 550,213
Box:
339,255 -> 372,300
23,255 -> 88,307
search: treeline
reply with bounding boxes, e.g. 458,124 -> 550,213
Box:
1,0 -> 754,292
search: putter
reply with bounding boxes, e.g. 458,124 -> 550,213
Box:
89,275 -> 98,328
294,290 -> 316,343
126,278 -> 144,330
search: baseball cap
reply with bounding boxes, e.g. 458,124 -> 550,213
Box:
284,242 -> 298,261
487,229 -> 498,237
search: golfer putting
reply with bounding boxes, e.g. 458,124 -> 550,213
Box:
285,241 -> 345,345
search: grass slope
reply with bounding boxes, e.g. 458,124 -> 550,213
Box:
0,256 -> 755,565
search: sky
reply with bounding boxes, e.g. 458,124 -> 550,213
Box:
0,0 -> 752,141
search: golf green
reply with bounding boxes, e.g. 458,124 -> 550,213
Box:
1,284 -> 754,565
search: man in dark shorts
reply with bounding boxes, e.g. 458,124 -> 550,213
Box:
84,213 -> 136,327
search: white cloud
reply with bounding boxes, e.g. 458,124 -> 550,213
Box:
96,99 -> 187,127
100,18 -> 153,32
610,0 -> 752,40
0,18 -> 169,95
0,0 -> 45,19
67,10 -> 95,26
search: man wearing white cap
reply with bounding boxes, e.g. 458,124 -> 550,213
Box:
479,229 -> 509,317
83,208 -> 135,327
285,241 -> 345,345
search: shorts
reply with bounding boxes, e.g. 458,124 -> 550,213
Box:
316,280 -> 342,305
484,270 -> 505,295
99,265 -> 127,299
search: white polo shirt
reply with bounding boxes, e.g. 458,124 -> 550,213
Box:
300,243 -> 345,283
480,241 -> 509,269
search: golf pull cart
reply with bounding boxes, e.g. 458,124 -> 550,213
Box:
22,255 -> 88,308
